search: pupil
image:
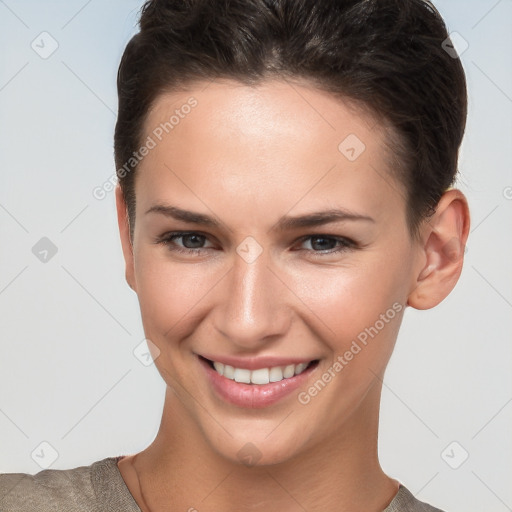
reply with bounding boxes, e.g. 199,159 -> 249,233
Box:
312,237 -> 334,251
184,234 -> 204,248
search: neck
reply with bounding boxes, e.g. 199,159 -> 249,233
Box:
124,384 -> 398,512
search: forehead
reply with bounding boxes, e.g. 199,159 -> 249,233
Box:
146,77 -> 382,148
136,78 -> 406,228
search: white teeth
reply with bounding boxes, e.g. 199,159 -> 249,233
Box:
210,360 -> 312,385
269,366 -> 283,382
213,361 -> 224,376
223,364 -> 235,379
283,364 -> 295,378
251,368 -> 270,385
234,368 -> 251,383
294,362 -> 308,375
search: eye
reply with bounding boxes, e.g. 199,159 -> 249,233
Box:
155,231 -> 215,255
155,231 -> 357,258
295,235 -> 356,255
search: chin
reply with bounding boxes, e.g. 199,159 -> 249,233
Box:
208,430 -> 309,468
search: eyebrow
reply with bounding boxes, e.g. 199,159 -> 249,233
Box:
145,204 -> 375,231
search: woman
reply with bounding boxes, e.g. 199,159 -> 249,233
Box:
0,0 -> 470,510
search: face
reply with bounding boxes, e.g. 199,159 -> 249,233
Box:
120,78 -> 423,465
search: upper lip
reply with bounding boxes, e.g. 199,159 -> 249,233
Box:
198,353 -> 318,370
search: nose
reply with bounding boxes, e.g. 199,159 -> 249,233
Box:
212,245 -> 292,350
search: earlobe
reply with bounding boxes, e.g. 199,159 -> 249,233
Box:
115,185 -> 137,292
407,189 -> 470,310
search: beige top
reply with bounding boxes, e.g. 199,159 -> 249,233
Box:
0,456 -> 444,511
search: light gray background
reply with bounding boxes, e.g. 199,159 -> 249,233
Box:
0,1 -> 511,511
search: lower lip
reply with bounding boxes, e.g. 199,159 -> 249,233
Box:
199,356 -> 318,409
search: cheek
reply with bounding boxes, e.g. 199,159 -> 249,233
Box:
291,264 -> 406,424
133,249 -> 214,340
286,255 -> 409,402
134,237 -> 412,352
290,259 -> 407,341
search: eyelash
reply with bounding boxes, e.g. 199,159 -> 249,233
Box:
154,231 -> 356,257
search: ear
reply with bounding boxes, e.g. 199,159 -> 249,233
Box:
407,189 -> 470,310
115,184 -> 137,292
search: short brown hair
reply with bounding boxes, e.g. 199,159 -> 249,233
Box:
114,0 -> 467,239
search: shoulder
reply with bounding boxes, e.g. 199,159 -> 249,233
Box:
384,484 -> 446,512
0,456 -> 140,512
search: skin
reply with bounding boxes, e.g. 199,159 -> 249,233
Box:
115,78 -> 470,512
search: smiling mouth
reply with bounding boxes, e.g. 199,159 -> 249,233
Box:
199,356 -> 319,385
